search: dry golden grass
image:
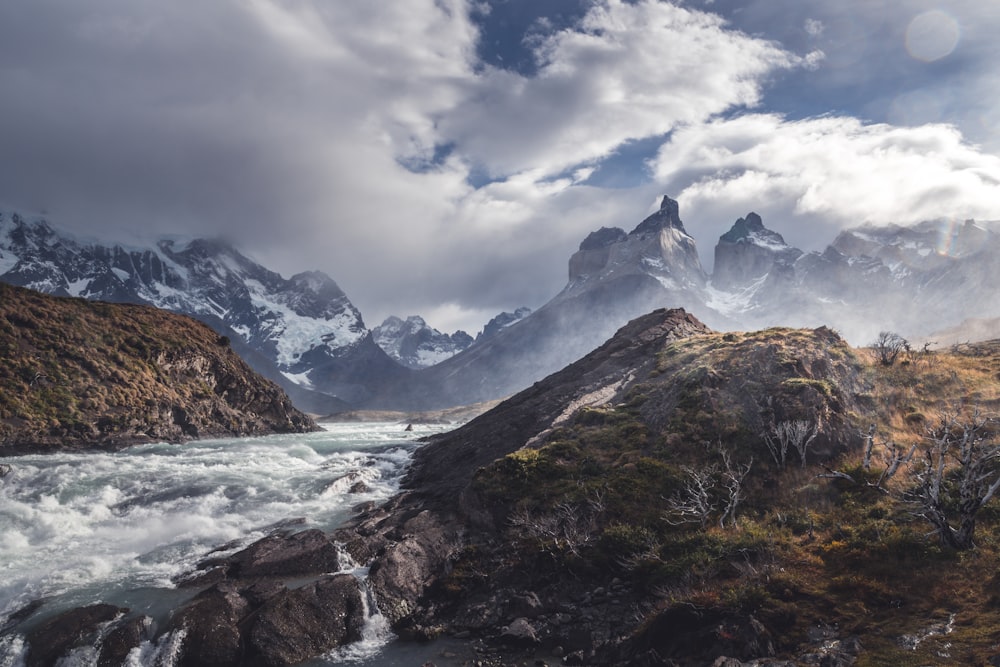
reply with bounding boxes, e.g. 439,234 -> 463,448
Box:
0,282 -> 311,449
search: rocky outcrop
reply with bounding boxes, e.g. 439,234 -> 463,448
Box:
167,574 -> 364,667
12,528 -> 365,667
333,308 -> 873,665
192,528 -> 342,581
712,212 -> 802,291
166,529 -> 366,667
369,198 -> 713,409
25,604 -> 128,667
0,282 -> 318,454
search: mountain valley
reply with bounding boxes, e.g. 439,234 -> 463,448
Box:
2,201 -> 998,414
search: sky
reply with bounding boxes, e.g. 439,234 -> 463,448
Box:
1,0 -> 999,336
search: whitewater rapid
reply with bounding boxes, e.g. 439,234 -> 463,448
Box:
0,422 -> 451,666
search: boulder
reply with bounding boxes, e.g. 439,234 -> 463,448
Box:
24,604 -> 126,667
98,615 -> 152,667
199,528 -> 341,579
247,574 -> 365,665
170,584 -> 250,667
499,617 -> 539,647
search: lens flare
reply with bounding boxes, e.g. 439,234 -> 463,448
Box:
905,10 -> 960,62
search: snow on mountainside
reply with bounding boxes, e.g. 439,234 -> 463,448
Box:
4,199 -> 998,413
371,315 -> 473,369
705,213 -> 1000,345
0,208 -> 371,406
476,307 -> 532,342
368,197 -> 1000,410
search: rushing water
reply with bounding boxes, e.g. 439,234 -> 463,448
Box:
0,422 -> 465,666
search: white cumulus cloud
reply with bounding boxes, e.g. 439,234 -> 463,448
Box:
650,113 -> 1000,259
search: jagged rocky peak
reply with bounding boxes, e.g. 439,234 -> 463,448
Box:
372,314 -> 474,369
829,219 -> 992,267
0,207 -> 379,405
567,195 -> 706,288
712,211 -> 801,292
630,195 -> 686,236
477,306 -> 532,342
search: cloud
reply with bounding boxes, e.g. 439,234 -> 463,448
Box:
438,0 -> 803,179
650,113 -> 1000,260
1,0 -> 998,337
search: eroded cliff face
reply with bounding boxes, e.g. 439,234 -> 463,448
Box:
712,212 -> 802,292
564,196 -> 707,294
0,282 -> 317,453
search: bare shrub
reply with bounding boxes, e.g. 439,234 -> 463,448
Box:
909,408 -> 1000,550
763,419 -> 817,469
872,331 -> 908,366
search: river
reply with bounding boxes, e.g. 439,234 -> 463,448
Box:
0,422 -> 466,666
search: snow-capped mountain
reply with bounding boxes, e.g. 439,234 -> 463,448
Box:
476,307 -> 532,343
562,196 -> 707,300
0,209 -> 386,408
364,196 -> 1000,410
719,216 -> 1000,343
365,197 -> 714,409
371,315 -> 473,369
711,212 -> 801,292
4,198 -> 997,413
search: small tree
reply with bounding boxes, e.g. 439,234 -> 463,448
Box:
763,419 -> 817,469
665,465 -> 717,528
872,331 -> 908,366
665,447 -> 753,529
820,426 -> 915,494
910,408 -> 1000,550
718,447 -> 753,528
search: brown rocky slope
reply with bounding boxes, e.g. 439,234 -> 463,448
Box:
335,308 -> 876,664
19,305 -> 1000,665
0,282 -> 317,453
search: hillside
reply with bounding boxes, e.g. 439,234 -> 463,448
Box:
336,309 -> 1000,666
13,306 -> 1000,665
0,283 -> 318,453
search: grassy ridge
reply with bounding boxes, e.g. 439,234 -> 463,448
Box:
0,283 -> 316,451
440,324 -> 1000,664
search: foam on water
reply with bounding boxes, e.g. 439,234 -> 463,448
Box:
0,422 -> 446,646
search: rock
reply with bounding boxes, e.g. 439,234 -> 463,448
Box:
0,599 -> 43,633
711,659 -> 745,667
98,615 -> 152,667
247,574 -> 365,665
170,584 -> 250,667
168,573 -> 365,667
202,528 -> 341,579
500,617 -> 539,647
366,509 -> 461,625
24,603 -> 126,667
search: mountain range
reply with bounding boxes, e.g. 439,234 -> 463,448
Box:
2,200 -> 997,412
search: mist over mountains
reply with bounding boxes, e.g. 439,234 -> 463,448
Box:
2,200 -> 998,412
